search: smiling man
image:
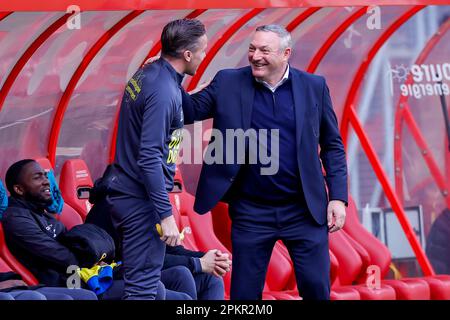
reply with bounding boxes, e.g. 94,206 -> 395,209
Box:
0,159 -> 102,300
182,25 -> 348,300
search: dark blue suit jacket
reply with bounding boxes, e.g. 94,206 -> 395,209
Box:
182,66 -> 347,225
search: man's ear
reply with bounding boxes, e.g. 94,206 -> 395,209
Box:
183,50 -> 192,62
284,47 -> 291,61
13,185 -> 24,196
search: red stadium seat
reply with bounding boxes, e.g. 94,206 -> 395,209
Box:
59,159 -> 94,220
421,275 -> 450,300
0,256 -> 13,273
329,227 -> 397,299
329,251 -> 361,300
0,224 -> 39,285
35,157 -> 52,171
383,278 -> 430,300
343,197 -> 438,300
211,202 -> 232,251
329,230 -> 364,286
56,203 -> 83,230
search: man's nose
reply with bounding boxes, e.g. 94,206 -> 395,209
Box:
252,50 -> 263,61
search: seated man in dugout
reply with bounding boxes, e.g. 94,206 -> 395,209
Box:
86,170 -> 231,300
1,159 -> 127,300
1,159 -> 204,300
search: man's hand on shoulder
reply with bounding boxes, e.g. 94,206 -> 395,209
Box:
144,56 -> 160,65
188,78 -> 211,95
327,200 -> 346,233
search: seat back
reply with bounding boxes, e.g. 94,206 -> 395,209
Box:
56,203 -> 83,230
59,159 -> 94,220
211,202 -> 232,251
35,157 -> 52,171
330,250 -> 339,287
329,230 -> 364,285
341,229 -> 372,283
0,256 -> 13,273
0,224 -> 39,285
343,196 -> 392,278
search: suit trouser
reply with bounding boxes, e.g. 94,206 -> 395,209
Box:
229,199 -> 330,300
109,194 -> 165,300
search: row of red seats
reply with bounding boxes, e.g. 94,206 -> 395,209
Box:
2,157 -> 449,299
210,193 -> 450,299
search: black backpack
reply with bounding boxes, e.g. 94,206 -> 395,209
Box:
59,223 -> 116,268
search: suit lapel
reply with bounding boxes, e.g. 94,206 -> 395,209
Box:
240,68 -> 255,130
292,70 -> 308,152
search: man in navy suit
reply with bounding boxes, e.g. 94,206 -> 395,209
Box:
182,25 -> 348,300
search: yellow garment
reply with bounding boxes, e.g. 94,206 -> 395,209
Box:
78,262 -> 119,283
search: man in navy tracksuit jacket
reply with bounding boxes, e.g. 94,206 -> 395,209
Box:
182,25 -> 348,300
107,19 -> 208,299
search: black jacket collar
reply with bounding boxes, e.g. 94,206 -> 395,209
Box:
160,57 -> 184,85
7,196 -> 47,215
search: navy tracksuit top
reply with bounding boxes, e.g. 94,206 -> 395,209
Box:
112,58 -> 184,219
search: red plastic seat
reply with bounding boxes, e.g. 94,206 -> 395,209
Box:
383,279 -> 430,300
59,159 -> 94,220
0,224 -> 38,285
329,228 -> 397,299
343,197 -> 442,300
421,275 -> 450,300
328,251 -> 361,300
35,157 -> 52,171
0,256 -> 13,273
56,203 -> 83,230
211,202 -> 232,251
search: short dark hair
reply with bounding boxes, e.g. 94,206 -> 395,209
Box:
161,19 -> 206,58
5,159 -> 36,196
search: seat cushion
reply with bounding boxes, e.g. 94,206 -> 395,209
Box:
383,278 -> 430,300
422,275 -> 450,300
331,287 -> 361,300
354,283 -> 397,300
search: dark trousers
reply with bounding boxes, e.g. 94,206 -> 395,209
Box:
0,287 -> 97,300
109,195 -> 165,300
229,199 -> 330,300
36,287 -> 98,300
161,266 -> 225,300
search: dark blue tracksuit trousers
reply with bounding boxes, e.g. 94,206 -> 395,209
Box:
229,199 -> 330,300
161,266 -> 225,300
109,194 -> 165,300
